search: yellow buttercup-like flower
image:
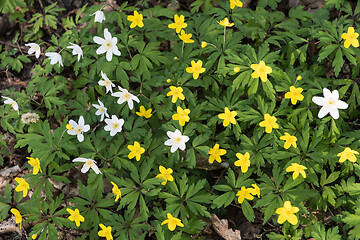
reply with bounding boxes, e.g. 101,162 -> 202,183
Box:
161,213 -> 184,231
208,144 -> 227,164
286,163 -> 307,180
186,60 -> 206,79
10,208 -> 22,229
127,141 -> 145,161
275,201 -> 299,225
285,86 -> 304,105
98,224 -> 113,240
178,30 -> 194,43
110,181 -> 121,202
15,177 -> 29,197
136,106 -> 152,118
172,106 -> 190,126
259,114 -> 279,133
280,133 -> 297,149
218,18 -> 234,27
234,66 -> 240,73
201,41 -> 207,48
337,147 -> 359,163
234,152 -> 250,173
341,27 -> 359,48
236,186 -> 254,204
127,11 -> 144,28
229,0 -> 243,9
250,61 -> 272,82
249,184 -> 260,198
66,208 -> 85,227
218,107 -> 237,127
168,14 -> 187,33
296,75 -> 302,81
167,86 -> 185,103
27,157 -> 42,175
156,166 -> 174,185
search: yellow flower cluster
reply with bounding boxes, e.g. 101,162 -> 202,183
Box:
236,184 -> 260,204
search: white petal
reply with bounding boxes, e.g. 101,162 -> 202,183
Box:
67,129 -> 77,135
182,136 -> 190,143
167,131 -> 176,139
72,157 -> 87,163
318,106 -> 330,118
323,88 -> 331,98
96,45 -> 107,55
336,100 -> 348,109
312,96 -> 326,106
174,129 -> 181,136
91,163 -> 101,174
178,142 -> 186,150
331,90 -> 339,100
104,28 -> 111,40
104,125 -> 112,131
117,98 -> 125,105
81,164 -> 90,173
170,144 -> 178,153
127,99 -> 134,109
106,49 -> 113,61
93,36 -> 105,45
101,71 -> 109,81
112,47 -> 121,56
110,129 -> 117,136
132,95 -> 140,103
93,104 -> 100,109
83,125 -> 90,132
77,134 -> 84,142
329,106 -> 339,119
164,139 -> 173,146
78,116 -> 85,126
100,114 -> 104,122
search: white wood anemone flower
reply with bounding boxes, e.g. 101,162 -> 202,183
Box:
45,52 -> 63,67
112,87 -> 140,110
92,99 -> 109,122
99,71 -> 115,94
67,116 -> 90,142
104,115 -> 125,136
72,158 -> 102,174
164,129 -> 189,153
25,43 -> 41,58
90,10 -> 105,23
312,88 -> 348,119
67,43 -> 83,62
93,28 -> 121,61
2,96 -> 19,113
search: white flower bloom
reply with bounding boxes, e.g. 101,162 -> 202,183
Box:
90,10 -> 105,23
67,42 -> 83,62
93,28 -> 121,61
67,116 -> 90,142
25,43 -> 41,58
72,157 -> 102,174
2,96 -> 19,112
45,52 -> 63,67
112,87 -> 140,110
98,71 -> 115,94
164,129 -> 189,153
92,99 -> 109,122
104,115 -> 124,136
312,88 -> 348,119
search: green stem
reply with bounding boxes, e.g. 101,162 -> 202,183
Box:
181,41 -> 184,59
223,26 -> 226,51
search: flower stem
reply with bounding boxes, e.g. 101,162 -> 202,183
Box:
181,41 -> 184,59
223,26 -> 226,51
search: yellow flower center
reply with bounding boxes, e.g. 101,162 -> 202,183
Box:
259,66 -> 266,73
11,102 -> 15,107
105,40 -> 112,50
75,126 -> 82,134
105,80 -> 111,87
100,108 -> 105,113
174,137 -> 181,144
113,123 -> 119,129
122,93 -> 130,101
85,160 -> 94,168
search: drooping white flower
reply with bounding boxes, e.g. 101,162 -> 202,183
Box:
112,87 -> 139,110
67,43 -> 83,62
45,52 -> 63,67
92,99 -> 109,122
90,10 -> 105,23
312,88 -> 348,119
93,28 -> 121,61
25,43 -> 41,58
104,115 -> 124,136
164,129 -> 189,153
67,116 -> 90,142
98,71 -> 115,94
72,157 -> 101,174
2,96 -> 19,112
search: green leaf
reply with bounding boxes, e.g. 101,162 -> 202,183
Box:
241,200 -> 255,222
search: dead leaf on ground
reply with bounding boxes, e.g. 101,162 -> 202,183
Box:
211,213 -> 241,240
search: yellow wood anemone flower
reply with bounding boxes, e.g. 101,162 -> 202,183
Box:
161,213 -> 184,231
15,177 -> 29,197
249,183 -> 260,198
286,163 -> 307,180
234,152 -> 250,173
280,133 -> 297,149
208,144 -> 227,164
167,86 -> 185,103
27,157 -> 42,175
127,11 -> 144,28
236,186 -> 254,204
341,27 -> 359,48
10,208 -> 22,229
127,141 -> 145,161
110,181 -> 121,202
168,14 -> 187,33
218,18 -> 234,27
337,147 -> 359,163
284,86 -> 304,105
66,208 -> 85,227
98,224 -> 113,240
229,0 -> 243,9
156,166 -> 174,185
218,107 -> 237,127
275,201 -> 299,225
136,106 -> 152,118
186,60 -> 205,79
178,30 -> 194,43
259,114 -> 279,133
172,106 -> 190,126
250,61 -> 272,82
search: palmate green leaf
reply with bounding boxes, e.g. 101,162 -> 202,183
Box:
213,191 -> 235,208
332,48 -> 343,77
317,44 -> 338,62
311,222 -> 341,240
343,212 -> 360,240
242,200 -> 255,222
